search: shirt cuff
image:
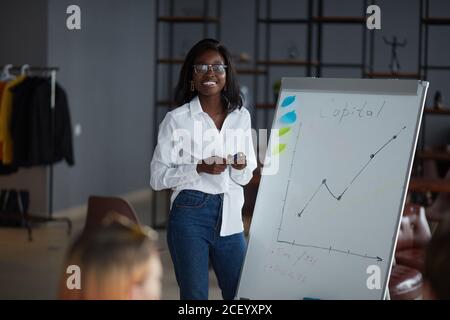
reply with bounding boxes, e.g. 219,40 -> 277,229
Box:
230,166 -> 251,185
180,163 -> 200,183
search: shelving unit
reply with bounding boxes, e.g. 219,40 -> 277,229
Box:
253,0 -> 372,124
151,0 -> 222,228
404,0 -> 450,205
364,0 -> 419,80
253,0 -> 315,129
365,72 -> 421,78
243,0 -> 374,220
314,0 -> 370,79
417,0 -> 450,165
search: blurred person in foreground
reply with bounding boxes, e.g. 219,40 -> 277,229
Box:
59,213 -> 162,300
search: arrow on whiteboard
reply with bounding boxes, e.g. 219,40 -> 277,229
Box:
277,239 -> 383,262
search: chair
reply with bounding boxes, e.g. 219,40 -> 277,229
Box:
389,264 -> 423,300
84,196 -> 140,232
389,203 -> 431,300
395,204 -> 431,272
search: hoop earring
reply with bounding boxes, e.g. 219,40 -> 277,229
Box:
190,81 -> 195,92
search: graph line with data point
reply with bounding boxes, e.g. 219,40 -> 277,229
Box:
276,124 -> 407,262
297,126 -> 406,218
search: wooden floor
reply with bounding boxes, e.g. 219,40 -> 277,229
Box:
0,195 -> 223,300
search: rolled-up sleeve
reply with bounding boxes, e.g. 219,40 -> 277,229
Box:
150,113 -> 200,191
230,110 -> 257,186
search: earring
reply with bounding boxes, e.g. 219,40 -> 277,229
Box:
190,81 -> 195,92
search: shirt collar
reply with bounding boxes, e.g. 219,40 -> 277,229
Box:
189,95 -> 242,118
189,95 -> 203,117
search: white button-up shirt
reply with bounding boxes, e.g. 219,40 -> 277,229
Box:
150,95 -> 257,236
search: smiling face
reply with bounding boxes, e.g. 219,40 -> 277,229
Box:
192,49 -> 227,98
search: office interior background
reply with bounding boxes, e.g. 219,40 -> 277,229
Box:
0,0 -> 449,299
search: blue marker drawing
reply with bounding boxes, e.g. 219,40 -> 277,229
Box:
280,110 -> 297,124
281,95 -> 296,107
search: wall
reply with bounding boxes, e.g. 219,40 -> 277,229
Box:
47,0 -> 155,214
0,0 -> 49,215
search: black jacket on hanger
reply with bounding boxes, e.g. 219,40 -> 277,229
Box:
10,77 -> 74,167
10,77 -> 44,167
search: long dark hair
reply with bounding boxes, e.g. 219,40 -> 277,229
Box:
174,38 -> 243,112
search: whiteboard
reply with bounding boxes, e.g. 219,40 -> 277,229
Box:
237,78 -> 428,300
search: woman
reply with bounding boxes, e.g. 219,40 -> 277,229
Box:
59,213 -> 162,300
150,38 -> 257,300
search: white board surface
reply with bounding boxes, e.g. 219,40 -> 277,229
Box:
237,78 -> 428,300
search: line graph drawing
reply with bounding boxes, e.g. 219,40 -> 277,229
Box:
276,123 -> 407,262
298,126 -> 407,217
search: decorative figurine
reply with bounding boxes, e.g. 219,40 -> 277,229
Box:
434,91 -> 443,110
383,36 -> 407,73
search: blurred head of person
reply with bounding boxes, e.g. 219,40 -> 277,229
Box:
423,217 -> 450,300
59,213 -> 162,300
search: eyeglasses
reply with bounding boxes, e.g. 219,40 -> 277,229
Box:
193,64 -> 227,74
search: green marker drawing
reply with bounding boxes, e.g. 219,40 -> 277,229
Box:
272,143 -> 287,155
278,127 -> 291,137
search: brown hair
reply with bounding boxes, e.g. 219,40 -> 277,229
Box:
174,38 -> 243,111
59,214 -> 159,300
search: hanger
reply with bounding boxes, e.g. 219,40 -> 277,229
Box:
0,64 -> 15,81
21,64 -> 30,76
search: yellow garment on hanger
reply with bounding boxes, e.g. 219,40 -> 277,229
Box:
0,76 -> 26,164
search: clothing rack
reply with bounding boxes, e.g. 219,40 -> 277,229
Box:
0,65 -> 71,241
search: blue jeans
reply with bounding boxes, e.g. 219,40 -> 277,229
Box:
167,189 -> 247,300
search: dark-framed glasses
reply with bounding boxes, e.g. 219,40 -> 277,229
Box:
193,64 -> 227,74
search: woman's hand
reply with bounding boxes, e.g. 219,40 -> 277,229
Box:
197,156 -> 228,175
229,152 -> 247,170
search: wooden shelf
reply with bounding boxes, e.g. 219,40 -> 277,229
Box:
365,72 -> 420,79
236,69 -> 267,75
255,103 -> 276,109
157,58 -> 184,64
424,108 -> 450,115
422,17 -> 450,25
158,16 -> 220,23
313,16 -> 365,23
409,178 -> 450,193
421,65 -> 450,70
258,18 -> 309,24
258,16 -> 367,24
319,62 -> 364,68
257,59 -> 318,66
417,151 -> 450,162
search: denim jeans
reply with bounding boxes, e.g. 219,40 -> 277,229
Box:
167,189 -> 247,300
